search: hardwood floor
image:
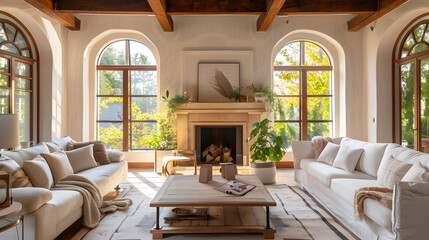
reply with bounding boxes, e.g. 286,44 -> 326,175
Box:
55,167 -> 296,240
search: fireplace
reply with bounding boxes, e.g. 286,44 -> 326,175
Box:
195,126 -> 243,166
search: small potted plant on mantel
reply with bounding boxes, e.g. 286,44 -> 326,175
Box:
246,118 -> 286,184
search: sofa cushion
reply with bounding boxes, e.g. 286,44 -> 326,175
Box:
41,151 -> 74,184
0,143 -> 50,166
333,145 -> 363,172
305,161 -> 374,186
300,158 -> 316,170
0,157 -> 33,187
317,142 -> 340,165
378,155 -> 412,188
51,136 -> 73,151
70,141 -> 111,165
77,161 -> 127,195
341,138 -> 388,177
331,178 -> 382,205
330,178 -> 391,229
22,156 -> 54,189
40,190 -> 83,223
107,149 -> 125,162
402,162 -> 429,182
45,142 -> 62,153
11,187 -> 52,214
65,144 -> 98,173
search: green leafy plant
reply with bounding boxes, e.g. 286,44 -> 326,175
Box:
247,118 -> 286,163
232,87 -> 241,102
247,84 -> 278,111
143,112 -> 176,150
162,90 -> 189,114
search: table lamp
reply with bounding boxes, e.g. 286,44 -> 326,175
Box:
0,114 -> 20,150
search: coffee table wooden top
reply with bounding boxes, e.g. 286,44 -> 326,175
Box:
150,175 -> 276,207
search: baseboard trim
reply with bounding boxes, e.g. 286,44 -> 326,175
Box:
276,161 -> 294,168
128,162 -> 154,168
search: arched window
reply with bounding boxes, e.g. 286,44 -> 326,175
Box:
97,40 -> 157,151
0,12 -> 38,143
274,41 -> 332,148
393,13 -> 429,151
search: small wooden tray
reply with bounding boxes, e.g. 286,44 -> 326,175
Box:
164,208 -> 208,220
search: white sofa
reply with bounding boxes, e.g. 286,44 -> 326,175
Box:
293,137 -> 429,240
0,137 -> 128,240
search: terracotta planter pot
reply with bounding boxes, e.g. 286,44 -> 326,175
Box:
250,161 -> 276,184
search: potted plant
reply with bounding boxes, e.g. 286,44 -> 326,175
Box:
247,84 -> 277,111
146,91 -> 189,172
246,118 -> 286,184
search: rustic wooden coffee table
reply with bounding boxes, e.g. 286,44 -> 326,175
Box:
150,175 -> 276,239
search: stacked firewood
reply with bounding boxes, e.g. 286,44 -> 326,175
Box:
202,144 -> 233,163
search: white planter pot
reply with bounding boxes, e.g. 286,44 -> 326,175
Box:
254,92 -> 265,103
250,161 -> 276,184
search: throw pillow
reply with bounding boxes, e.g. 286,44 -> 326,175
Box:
332,145 -> 364,172
401,163 -> 429,182
45,142 -> 63,153
317,142 -> 340,165
106,149 -> 125,162
65,144 -> 98,173
377,155 -> 412,188
0,143 -> 50,166
0,157 -> 33,187
40,151 -> 74,184
70,141 -> 110,165
22,155 -> 54,189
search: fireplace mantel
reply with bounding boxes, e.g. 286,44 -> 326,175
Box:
176,102 -> 266,166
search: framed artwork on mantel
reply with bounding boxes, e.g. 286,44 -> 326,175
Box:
197,63 -> 240,102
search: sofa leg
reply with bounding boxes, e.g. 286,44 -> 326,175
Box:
115,185 -> 120,190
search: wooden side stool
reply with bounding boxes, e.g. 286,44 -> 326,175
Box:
161,150 -> 197,179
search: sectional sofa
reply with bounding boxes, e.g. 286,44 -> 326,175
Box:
0,137 -> 128,240
293,137 -> 429,240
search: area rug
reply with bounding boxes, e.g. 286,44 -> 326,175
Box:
72,172 -> 358,240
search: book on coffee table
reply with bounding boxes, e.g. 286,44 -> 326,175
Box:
214,181 -> 256,196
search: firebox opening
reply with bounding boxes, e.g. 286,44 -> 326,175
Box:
195,126 -> 243,166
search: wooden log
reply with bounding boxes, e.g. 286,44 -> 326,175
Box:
226,156 -> 233,162
214,156 -> 221,162
202,149 -> 209,158
206,155 -> 213,162
209,144 -> 217,154
224,151 -> 231,158
212,148 -> 221,159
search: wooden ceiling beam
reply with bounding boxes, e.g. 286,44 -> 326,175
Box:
24,0 -> 80,31
347,0 -> 409,32
257,0 -> 287,32
55,0 -> 377,15
147,0 -> 174,32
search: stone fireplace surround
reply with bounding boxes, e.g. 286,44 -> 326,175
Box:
176,102 -> 265,166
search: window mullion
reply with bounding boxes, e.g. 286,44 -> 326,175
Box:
123,70 -> 129,152
301,70 -> 308,141
10,57 -> 15,113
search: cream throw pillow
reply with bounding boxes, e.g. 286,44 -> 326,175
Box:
0,157 -> 33,187
65,144 -> 98,173
41,151 -> 74,184
22,155 -> 54,189
401,163 -> 429,182
378,155 -> 412,188
333,145 -> 363,172
317,142 -> 340,165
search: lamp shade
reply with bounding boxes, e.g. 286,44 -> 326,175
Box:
0,114 -> 20,149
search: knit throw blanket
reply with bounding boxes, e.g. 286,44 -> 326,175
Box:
311,136 -> 333,158
354,187 -> 393,221
52,175 -> 132,228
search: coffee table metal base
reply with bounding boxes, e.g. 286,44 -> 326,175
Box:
150,206 -> 275,239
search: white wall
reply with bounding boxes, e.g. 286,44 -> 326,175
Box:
362,0 -> 429,143
66,13 -> 366,146
0,0 -> 67,142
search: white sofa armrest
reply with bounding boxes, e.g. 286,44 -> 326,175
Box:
393,182 -> 429,239
107,149 -> 125,162
291,140 -> 315,169
12,187 -> 52,214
